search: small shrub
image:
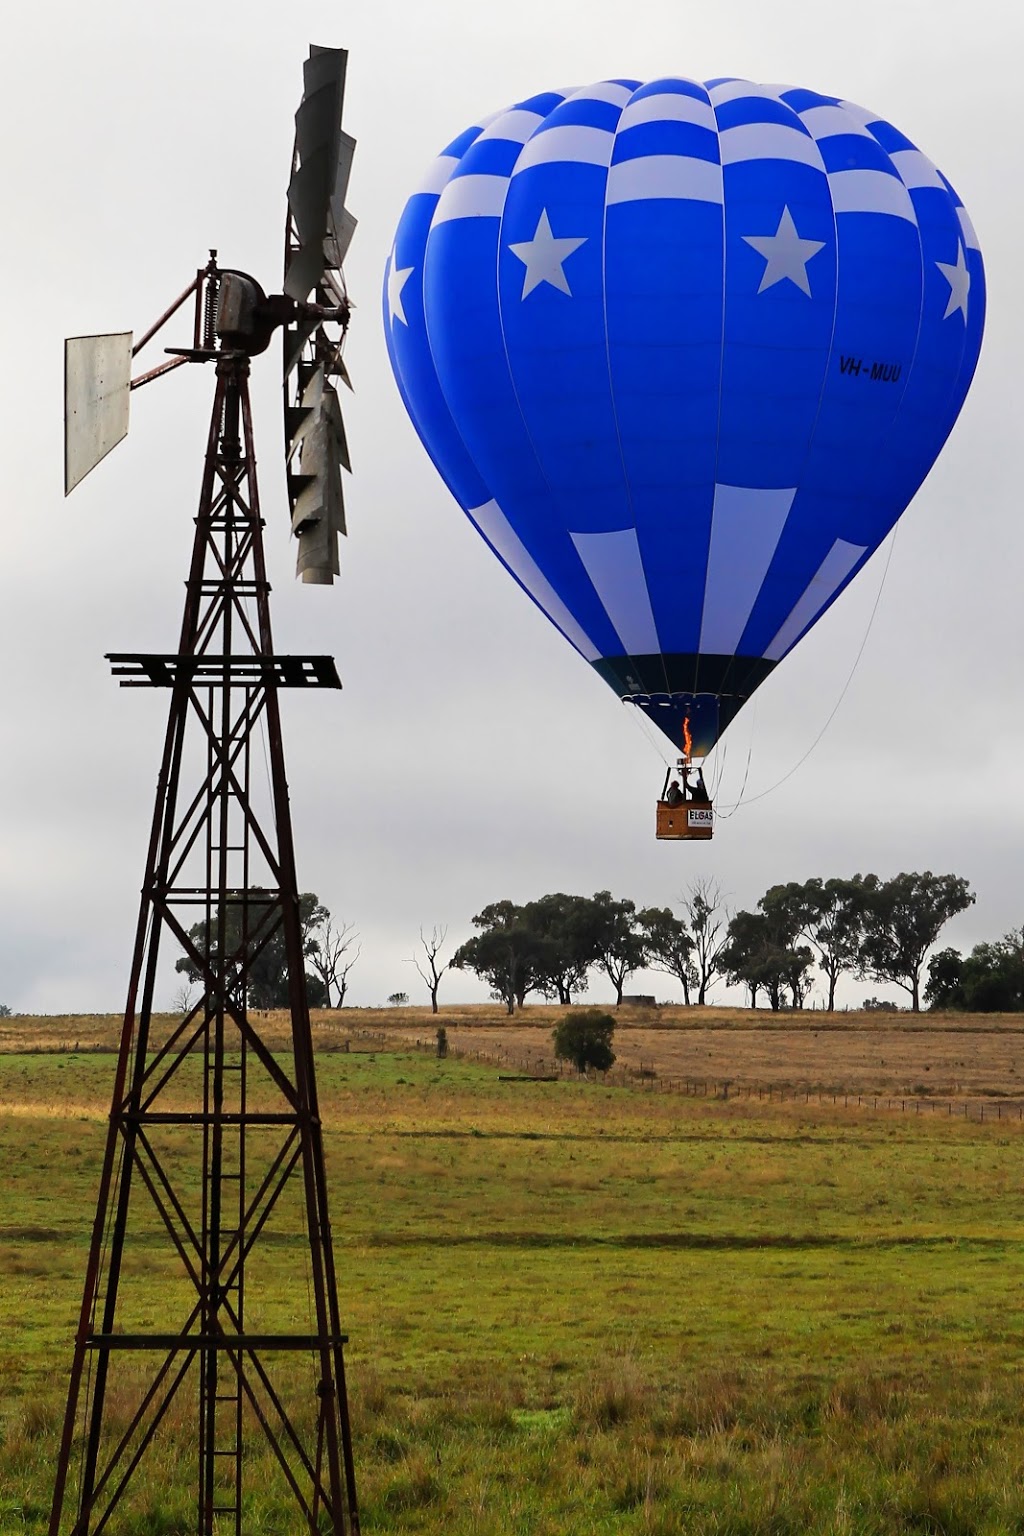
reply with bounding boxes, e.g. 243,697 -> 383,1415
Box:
387,992 -> 409,1007
552,1009 -> 616,1074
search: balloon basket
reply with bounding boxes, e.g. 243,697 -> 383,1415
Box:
656,801 -> 714,841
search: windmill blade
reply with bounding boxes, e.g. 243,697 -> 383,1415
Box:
298,43 -> 348,149
325,208 -> 357,272
288,366 -> 348,583
285,45 -> 349,302
324,132 -> 358,269
330,131 -> 357,219
283,315 -> 320,382
283,42 -> 356,585
64,332 -> 132,494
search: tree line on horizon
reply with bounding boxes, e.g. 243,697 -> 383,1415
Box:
448,873 -> 1019,1016
173,894 -> 361,1013
8,874 -> 1008,1023
164,872 -> 1020,1018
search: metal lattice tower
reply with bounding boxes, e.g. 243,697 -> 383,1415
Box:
50,331 -> 360,1535
54,43 -> 359,1534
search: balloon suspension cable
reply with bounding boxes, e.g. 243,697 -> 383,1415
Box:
715,524 -> 899,814
629,701 -> 674,768
706,735 -> 731,802
711,703 -> 756,820
706,741 -> 725,799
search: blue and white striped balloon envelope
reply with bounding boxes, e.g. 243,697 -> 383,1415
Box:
384,78 -> 985,757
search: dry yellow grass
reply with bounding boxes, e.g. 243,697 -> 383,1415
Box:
377,1014 -> 1024,1100
5,1002 -> 1022,1103
339,1003 -> 1024,1102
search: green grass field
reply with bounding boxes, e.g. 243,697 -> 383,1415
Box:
3,1037 -> 1024,1534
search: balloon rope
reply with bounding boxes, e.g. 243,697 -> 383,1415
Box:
714,524 -> 899,814
707,739 -> 728,799
712,702 -> 756,819
628,702 -> 674,767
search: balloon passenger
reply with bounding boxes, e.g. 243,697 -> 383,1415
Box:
687,770 -> 710,805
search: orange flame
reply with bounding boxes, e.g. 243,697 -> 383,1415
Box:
682,714 -> 693,763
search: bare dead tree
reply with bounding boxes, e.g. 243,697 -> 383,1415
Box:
408,924 -> 451,1014
335,941 -> 361,1007
171,981 -> 196,1017
681,878 -> 729,1006
309,917 -> 359,1009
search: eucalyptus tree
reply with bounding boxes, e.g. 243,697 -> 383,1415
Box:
859,871 -> 974,1013
637,906 -> 697,1005
587,890 -> 649,1007
452,901 -> 550,1014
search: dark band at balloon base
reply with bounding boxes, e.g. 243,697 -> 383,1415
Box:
593,654 -> 778,755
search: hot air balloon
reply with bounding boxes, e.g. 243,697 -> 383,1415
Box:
384,77 -> 985,838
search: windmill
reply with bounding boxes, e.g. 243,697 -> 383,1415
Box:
53,45 -> 360,1536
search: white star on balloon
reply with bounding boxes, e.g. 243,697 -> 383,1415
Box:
387,251 -> 414,326
742,206 -> 826,297
508,209 -> 587,299
936,244 -> 970,322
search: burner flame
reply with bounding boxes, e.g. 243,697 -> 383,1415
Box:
682,714 -> 693,763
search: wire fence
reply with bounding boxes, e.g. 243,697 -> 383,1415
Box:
340,1026 -> 1024,1126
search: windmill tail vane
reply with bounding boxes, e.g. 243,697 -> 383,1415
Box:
64,46 -> 356,590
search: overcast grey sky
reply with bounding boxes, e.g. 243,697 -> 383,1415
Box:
0,0 -> 1019,1014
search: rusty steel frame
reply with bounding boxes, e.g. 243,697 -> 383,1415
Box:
49,346 -> 359,1536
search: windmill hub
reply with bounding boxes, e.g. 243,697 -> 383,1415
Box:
214,268 -> 350,356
